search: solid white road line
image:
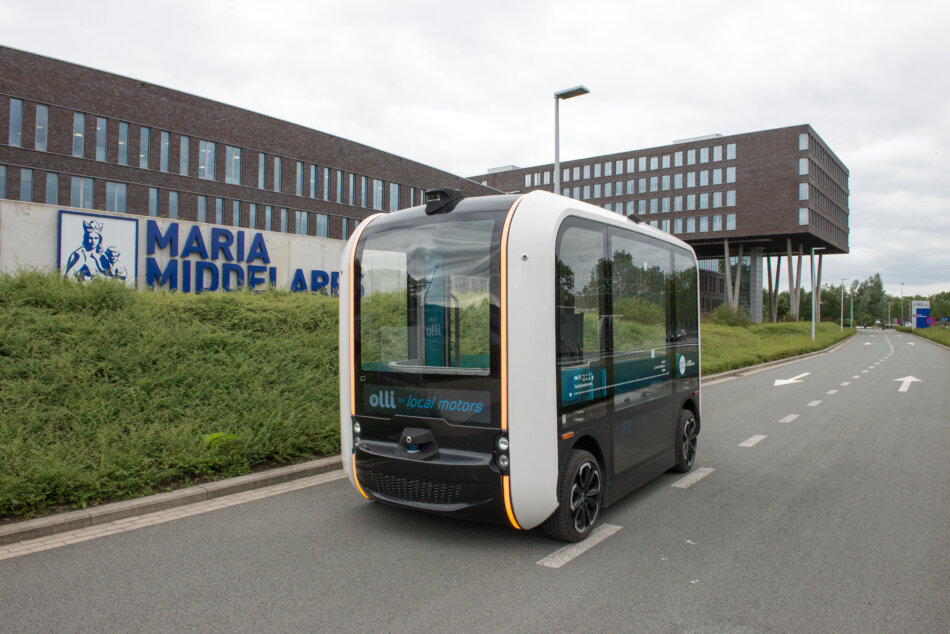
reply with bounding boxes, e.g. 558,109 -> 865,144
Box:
739,435 -> 767,447
537,523 -> 622,569
779,414 -> 800,423
671,467 -> 715,489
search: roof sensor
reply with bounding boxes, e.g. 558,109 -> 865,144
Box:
424,188 -> 465,215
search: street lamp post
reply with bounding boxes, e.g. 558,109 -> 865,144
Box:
900,282 -> 904,326
849,288 -> 854,328
553,86 -> 590,196
811,246 -> 825,340
840,278 -> 847,331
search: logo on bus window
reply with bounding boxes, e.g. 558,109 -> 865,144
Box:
363,385 -> 491,424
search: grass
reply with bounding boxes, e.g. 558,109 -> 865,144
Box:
701,321 -> 856,375
1,270 -> 856,519
0,271 -> 339,519
897,325 -> 950,347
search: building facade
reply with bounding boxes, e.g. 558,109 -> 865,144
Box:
0,46 -> 493,248
472,126 -> 850,319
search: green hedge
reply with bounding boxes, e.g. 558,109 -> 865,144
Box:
0,271 -> 339,518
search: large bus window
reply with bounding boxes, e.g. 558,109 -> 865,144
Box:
610,231 -> 674,473
671,250 -> 700,377
359,219 -> 494,374
556,224 -> 608,417
610,234 -> 669,369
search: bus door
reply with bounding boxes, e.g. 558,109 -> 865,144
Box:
607,230 -> 675,474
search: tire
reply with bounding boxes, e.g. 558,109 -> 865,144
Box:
673,409 -> 698,473
542,449 -> 602,542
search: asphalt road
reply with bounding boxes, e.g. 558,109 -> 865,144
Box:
1,329 -> 947,633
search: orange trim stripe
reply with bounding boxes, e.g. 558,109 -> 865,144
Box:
499,195 -> 527,529
352,453 -> 370,500
502,476 -> 521,529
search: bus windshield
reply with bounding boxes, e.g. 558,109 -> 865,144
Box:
357,218 -> 495,376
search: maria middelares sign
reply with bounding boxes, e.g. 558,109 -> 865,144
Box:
56,209 -> 343,294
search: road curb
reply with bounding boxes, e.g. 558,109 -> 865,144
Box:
0,455 -> 342,547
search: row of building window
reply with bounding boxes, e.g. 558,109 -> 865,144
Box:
524,142 -> 738,187
0,165 -> 360,240
799,132 -> 848,186
800,207 -> 847,245
633,213 -> 737,235
556,168 -> 738,198
798,182 -> 848,229
569,189 -> 737,212
6,97 -> 415,214
801,158 -> 848,205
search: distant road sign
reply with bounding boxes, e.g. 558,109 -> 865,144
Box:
942,316 -> 949,322
926,316 -> 936,326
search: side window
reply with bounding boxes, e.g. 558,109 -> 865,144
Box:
610,232 -> 669,396
556,223 -> 607,416
671,250 -> 700,377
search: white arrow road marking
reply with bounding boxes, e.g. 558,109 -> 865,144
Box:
774,372 -> 811,386
895,376 -> 922,393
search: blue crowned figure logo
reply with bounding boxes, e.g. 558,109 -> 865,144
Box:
63,219 -> 127,281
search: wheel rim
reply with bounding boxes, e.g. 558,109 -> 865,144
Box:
682,416 -> 697,465
569,461 -> 601,534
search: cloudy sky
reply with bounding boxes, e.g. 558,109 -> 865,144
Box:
2,0 -> 948,296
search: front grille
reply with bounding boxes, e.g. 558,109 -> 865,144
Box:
365,471 -> 463,506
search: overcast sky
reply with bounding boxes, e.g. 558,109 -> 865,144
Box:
2,0 -> 948,297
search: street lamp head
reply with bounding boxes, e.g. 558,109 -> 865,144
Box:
555,85 -> 590,100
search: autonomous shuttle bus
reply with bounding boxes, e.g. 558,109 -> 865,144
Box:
340,189 -> 700,541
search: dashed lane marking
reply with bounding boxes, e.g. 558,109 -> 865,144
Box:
826,389 -> 838,395
841,381 -> 851,386
807,400 -> 823,407
671,467 -> 715,489
739,435 -> 767,447
537,524 -> 623,569
779,414 -> 800,423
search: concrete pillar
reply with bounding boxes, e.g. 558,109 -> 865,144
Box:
748,247 -> 764,323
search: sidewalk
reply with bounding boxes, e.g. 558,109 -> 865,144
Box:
0,456 -> 342,547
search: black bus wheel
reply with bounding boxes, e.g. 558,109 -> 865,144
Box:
542,449 -> 602,542
673,409 -> 698,473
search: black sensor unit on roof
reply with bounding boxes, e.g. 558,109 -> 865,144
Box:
424,188 -> 465,215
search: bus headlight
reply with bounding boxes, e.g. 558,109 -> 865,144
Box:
353,422 -> 361,435
497,454 -> 510,469
496,435 -> 509,452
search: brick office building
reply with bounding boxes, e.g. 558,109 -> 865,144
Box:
0,46 -> 493,243
1,46 -> 848,316
472,126 -> 850,319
